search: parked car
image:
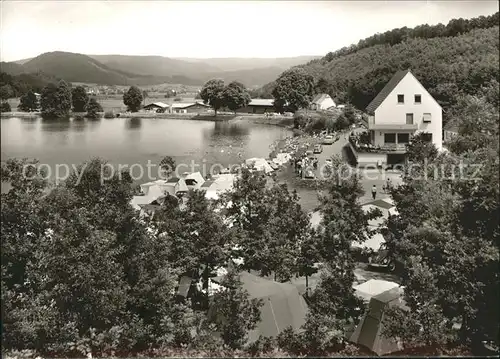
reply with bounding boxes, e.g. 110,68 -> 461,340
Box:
306,150 -> 315,159
325,158 -> 332,167
368,243 -> 402,273
323,135 -> 334,145
313,144 -> 323,154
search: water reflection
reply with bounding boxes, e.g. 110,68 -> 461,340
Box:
20,117 -> 39,132
127,117 -> 142,130
205,121 -> 250,139
40,118 -> 71,132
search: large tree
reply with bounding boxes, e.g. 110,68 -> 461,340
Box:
383,97 -> 499,354
18,90 -> 38,112
40,80 -> 72,119
0,84 -> 14,100
85,97 -> 103,119
272,68 -> 315,113
123,86 -> 143,112
71,86 -> 89,112
223,81 -> 251,113
200,79 -> 226,116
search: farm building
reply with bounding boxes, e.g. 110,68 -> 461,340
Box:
170,102 -> 210,114
143,102 -> 169,112
310,93 -> 336,110
237,99 -> 275,114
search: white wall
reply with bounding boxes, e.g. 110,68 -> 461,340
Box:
319,96 -> 336,110
374,72 -> 442,149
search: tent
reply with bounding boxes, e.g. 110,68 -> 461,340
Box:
210,272 -> 308,343
353,279 -> 400,303
349,287 -> 406,356
245,158 -> 274,174
273,153 -> 292,166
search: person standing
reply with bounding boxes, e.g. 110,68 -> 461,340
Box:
371,185 -> 377,200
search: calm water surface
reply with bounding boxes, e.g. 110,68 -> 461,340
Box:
1,117 -> 291,183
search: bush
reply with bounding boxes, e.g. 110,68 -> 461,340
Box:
1,101 -> 11,112
103,111 -> 115,119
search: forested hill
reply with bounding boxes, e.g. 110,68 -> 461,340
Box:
257,12 -> 499,112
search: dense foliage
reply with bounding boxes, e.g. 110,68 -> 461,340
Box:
382,90 -> 499,353
18,91 -> 39,112
123,86 -> 143,112
199,79 -> 226,116
71,85 -> 89,112
0,71 -> 59,98
85,98 -> 103,119
272,68 -> 315,112
40,80 -> 72,119
223,81 -> 251,113
0,101 -> 11,112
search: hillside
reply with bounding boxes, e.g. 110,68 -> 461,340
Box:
258,12 -> 499,111
172,56 -> 322,71
20,51 -> 141,85
89,54 -> 220,77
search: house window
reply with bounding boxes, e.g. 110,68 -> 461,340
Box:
384,133 -> 396,144
414,95 -> 422,104
397,133 -> 410,144
423,113 -> 432,123
421,133 -> 433,142
397,94 -> 404,104
406,113 -> 414,125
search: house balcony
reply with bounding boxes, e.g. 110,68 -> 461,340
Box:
348,137 -> 407,154
367,117 -> 418,131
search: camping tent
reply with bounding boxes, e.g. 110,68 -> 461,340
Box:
246,158 -> 274,174
353,279 -> 400,303
210,271 -> 308,343
349,287 -> 406,356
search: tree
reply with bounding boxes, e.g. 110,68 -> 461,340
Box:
315,78 -> 330,94
0,101 -> 11,112
406,132 -> 438,163
40,81 -> 72,119
85,98 -> 103,119
71,86 -> 89,112
142,90 -> 148,107
159,156 -> 176,178
123,86 -> 143,112
18,90 -> 38,112
200,79 -> 226,116
272,68 -> 315,112
208,268 -> 263,350
0,84 -> 14,100
223,81 -> 251,113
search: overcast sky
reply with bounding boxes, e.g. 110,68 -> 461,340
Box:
0,1 -> 498,61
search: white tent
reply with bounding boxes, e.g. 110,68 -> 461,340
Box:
354,279 -> 401,303
273,153 -> 292,166
245,158 -> 274,174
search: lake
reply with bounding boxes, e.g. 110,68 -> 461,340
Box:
1,116 -> 292,184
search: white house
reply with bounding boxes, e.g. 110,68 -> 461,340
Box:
364,69 -> 442,164
310,94 -> 336,111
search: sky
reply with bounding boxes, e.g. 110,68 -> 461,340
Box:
0,0 -> 498,62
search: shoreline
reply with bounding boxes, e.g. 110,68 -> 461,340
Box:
1,112 -> 295,125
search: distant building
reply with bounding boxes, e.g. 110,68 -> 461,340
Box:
310,93 -> 336,110
237,99 -> 275,114
143,102 -> 170,112
169,101 -> 210,114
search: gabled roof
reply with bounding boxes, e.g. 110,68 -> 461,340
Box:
249,99 -> 274,107
145,102 -> 169,108
171,101 -> 209,109
312,93 -> 330,104
366,69 -> 411,115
